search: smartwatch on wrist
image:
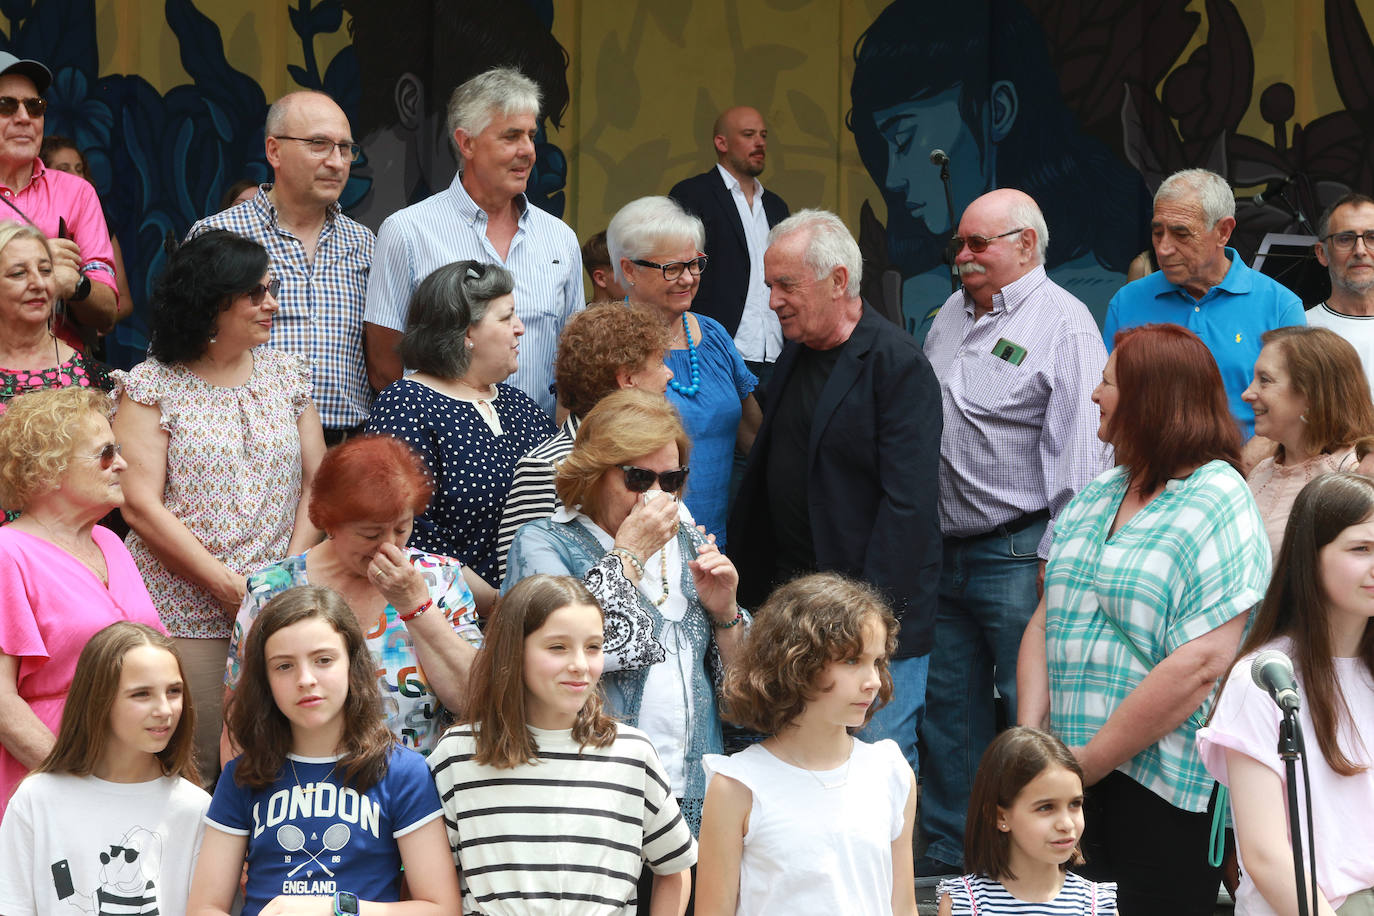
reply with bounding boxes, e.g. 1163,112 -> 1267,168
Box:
333,891 -> 360,915
69,270 -> 91,302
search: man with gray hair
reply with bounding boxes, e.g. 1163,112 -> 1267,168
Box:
363,67 -> 582,414
1104,167 -> 1305,438
189,90 -> 373,444
917,187 -> 1108,879
729,208 -> 942,785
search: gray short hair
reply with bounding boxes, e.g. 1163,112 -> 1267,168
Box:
1155,168 -> 1236,228
447,67 -> 541,156
1006,196 -> 1050,264
605,197 -> 705,286
399,261 -> 515,378
767,209 -> 863,298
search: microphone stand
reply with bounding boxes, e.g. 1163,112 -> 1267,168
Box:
939,159 -> 957,293
1279,710 -> 1318,916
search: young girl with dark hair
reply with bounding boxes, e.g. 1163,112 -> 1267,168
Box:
1199,472 -> 1374,915
695,573 -> 917,916
937,726 -> 1117,915
0,621 -> 209,915
187,586 -> 459,916
428,574 -> 696,915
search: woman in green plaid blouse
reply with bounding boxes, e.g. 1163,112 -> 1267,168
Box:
1017,324 -> 1271,916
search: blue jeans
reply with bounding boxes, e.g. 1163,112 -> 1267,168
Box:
858,653 -> 930,773
917,519 -> 1044,866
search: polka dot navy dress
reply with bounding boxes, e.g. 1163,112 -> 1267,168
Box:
367,378 -> 554,583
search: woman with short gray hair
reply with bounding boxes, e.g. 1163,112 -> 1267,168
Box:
367,260 -> 554,607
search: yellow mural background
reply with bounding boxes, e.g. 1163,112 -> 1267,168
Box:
67,0 -> 1374,240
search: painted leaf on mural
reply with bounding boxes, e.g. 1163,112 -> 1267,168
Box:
787,90 -> 833,146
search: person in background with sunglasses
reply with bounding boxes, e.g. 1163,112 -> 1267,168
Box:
0,54 -> 119,348
607,195 -> 762,550
0,387 -> 165,818
916,188 -> 1109,881
504,389 -> 745,860
112,229 -> 325,790
187,91 -> 375,447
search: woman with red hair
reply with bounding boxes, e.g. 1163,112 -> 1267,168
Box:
221,434 -> 481,759
1018,324 -> 1271,915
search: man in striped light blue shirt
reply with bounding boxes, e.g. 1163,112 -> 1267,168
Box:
363,67 -> 582,415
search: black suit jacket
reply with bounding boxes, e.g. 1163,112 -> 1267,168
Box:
727,305 -> 942,657
669,168 -> 790,337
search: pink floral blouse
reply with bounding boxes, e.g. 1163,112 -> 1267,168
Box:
116,348 -> 311,638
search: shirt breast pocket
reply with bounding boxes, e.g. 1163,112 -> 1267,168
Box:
957,350 -> 1038,420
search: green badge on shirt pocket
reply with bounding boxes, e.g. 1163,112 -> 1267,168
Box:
992,338 -> 1028,366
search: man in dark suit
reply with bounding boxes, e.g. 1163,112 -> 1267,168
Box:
669,106 -> 790,395
729,208 -> 942,782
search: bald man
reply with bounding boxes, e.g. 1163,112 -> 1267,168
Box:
670,106 -> 790,394
189,91 -> 375,443
916,188 -> 1110,879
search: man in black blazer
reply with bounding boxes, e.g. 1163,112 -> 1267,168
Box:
729,208 -> 942,778
669,106 -> 790,393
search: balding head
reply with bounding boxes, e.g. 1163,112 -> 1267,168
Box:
954,189 -> 1047,311
264,91 -> 354,210
713,106 -> 768,181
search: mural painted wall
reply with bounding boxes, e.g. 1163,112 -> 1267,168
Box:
5,0 -> 1374,365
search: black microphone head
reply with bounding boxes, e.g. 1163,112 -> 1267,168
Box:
1250,649 -> 1292,690
929,148 -> 950,167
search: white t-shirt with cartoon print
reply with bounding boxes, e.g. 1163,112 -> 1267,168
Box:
0,771 -> 210,916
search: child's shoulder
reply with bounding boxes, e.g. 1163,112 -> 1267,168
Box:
384,742 -> 432,777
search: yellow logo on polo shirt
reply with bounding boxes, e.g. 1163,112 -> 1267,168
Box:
1235,333 -> 1242,343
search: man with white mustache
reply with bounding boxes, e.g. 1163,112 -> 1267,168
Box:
916,188 -> 1109,881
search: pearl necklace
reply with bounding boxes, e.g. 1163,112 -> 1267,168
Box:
667,314 -> 701,397
653,547 -> 670,606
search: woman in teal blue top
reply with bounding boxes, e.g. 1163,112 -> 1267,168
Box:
607,196 -> 760,548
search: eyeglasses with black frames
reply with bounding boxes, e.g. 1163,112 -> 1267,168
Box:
0,96 -> 45,118
1322,230 -> 1374,252
629,256 -> 709,282
618,465 -> 690,493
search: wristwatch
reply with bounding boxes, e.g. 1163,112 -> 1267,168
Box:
69,270 -> 91,302
333,891 -> 360,915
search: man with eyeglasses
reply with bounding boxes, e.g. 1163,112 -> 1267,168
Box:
363,67 -> 582,416
1308,192 -> 1374,394
669,106 -> 790,398
187,90 -> 373,445
918,187 -> 1108,880
0,53 -> 119,343
1104,168 -> 1305,439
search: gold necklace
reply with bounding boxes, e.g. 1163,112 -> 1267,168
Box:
289,757 -> 337,797
771,736 -> 854,790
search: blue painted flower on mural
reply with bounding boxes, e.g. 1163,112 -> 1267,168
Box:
44,67 -> 113,150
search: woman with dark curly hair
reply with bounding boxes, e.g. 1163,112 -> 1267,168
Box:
113,228 -> 325,787
493,301 -> 672,581
696,572 -> 917,916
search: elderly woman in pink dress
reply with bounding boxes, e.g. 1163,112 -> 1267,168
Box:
1242,326 -> 1374,559
114,230 -> 324,786
0,387 -> 163,815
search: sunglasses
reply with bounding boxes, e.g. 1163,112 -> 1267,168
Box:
245,278 -> 281,304
618,465 -> 690,493
0,96 -> 45,118
79,442 -> 122,469
946,227 -> 1026,259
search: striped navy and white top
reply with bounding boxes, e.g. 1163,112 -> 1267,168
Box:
428,722 -> 697,915
938,872 -> 1117,915
494,415 -> 578,585
364,172 -> 584,415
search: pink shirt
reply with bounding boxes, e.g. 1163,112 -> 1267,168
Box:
1247,448 -> 1357,561
0,159 -> 116,290
1198,640 -> 1374,914
0,526 -> 163,817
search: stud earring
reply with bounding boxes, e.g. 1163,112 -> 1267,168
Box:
1300,413 -> 1308,424
465,340 -> 474,349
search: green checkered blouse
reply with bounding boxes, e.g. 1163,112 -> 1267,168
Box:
1045,460 -> 1270,812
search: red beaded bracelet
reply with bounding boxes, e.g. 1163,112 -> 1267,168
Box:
398,598 -> 432,622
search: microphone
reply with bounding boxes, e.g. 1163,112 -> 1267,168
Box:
1253,176 -> 1292,208
929,148 -> 950,167
1251,650 -> 1301,712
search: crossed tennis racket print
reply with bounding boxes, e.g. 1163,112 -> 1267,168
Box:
276,823 -> 351,877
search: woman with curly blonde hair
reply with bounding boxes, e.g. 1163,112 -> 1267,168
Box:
0,387 -> 162,818
696,572 -> 917,916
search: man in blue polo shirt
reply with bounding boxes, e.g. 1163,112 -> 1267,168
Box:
1103,168 -> 1305,438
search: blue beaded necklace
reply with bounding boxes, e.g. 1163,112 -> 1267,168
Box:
667,313 -> 701,397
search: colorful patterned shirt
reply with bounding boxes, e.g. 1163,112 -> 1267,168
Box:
226,548 -> 481,755
188,187 -> 375,429
1044,460 -> 1270,812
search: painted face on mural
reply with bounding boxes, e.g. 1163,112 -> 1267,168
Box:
872,85 -> 993,273
0,73 -> 43,169
1318,201 -> 1374,295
